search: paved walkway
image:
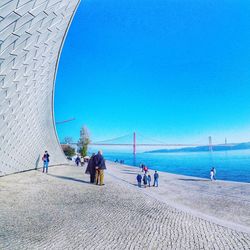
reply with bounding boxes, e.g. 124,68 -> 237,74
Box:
108,162 -> 250,233
0,164 -> 250,250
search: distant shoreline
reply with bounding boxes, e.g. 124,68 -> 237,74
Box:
145,142 -> 250,153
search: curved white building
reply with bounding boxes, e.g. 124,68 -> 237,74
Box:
0,0 -> 80,175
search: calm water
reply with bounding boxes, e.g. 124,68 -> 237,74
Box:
104,149 -> 250,183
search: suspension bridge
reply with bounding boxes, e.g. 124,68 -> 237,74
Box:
86,132 -> 235,155
57,119 -> 236,154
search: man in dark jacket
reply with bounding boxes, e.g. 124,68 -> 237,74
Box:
75,156 -> 80,166
95,150 -> 106,185
85,153 -> 96,183
143,174 -> 148,188
136,174 -> 142,187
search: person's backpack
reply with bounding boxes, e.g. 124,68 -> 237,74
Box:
42,154 -> 46,161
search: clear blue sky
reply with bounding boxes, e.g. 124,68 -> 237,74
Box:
55,0 -> 250,146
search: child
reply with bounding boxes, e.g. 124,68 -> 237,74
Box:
147,174 -> 151,187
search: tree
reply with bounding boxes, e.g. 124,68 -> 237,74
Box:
78,126 -> 90,157
61,145 -> 75,157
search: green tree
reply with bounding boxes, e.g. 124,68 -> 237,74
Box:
62,145 -> 75,157
78,126 -> 90,157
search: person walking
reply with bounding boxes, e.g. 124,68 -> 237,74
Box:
80,156 -> 84,166
85,153 -> 96,183
143,165 -> 148,174
147,174 -> 151,187
95,150 -> 106,186
212,167 -> 216,180
143,173 -> 148,188
153,171 -> 159,187
210,168 -> 215,181
141,164 -> 145,172
139,163 -> 142,171
75,155 -> 80,166
136,174 -> 142,187
42,151 -> 50,173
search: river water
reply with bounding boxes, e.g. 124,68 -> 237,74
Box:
104,149 -> 250,183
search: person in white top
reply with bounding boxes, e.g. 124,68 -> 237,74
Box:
210,168 -> 215,181
80,156 -> 84,166
212,167 -> 216,180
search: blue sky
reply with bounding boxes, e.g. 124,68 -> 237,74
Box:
55,0 -> 250,147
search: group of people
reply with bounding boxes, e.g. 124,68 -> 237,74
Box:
114,159 -> 125,164
41,150 -> 107,186
41,150 -> 216,185
137,167 -> 159,188
75,155 -> 84,166
85,150 -> 107,185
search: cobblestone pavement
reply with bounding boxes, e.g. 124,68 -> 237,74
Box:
1,165 -> 250,250
107,162 -> 250,233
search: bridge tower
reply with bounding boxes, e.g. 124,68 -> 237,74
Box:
133,132 -> 136,155
209,136 -> 213,152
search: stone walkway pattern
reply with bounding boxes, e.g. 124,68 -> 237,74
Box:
108,162 -> 250,233
1,164 -> 250,250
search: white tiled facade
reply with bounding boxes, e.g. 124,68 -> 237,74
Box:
0,0 -> 80,175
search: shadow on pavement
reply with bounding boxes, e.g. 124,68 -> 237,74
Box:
178,178 -> 209,182
121,170 -> 138,173
121,171 -> 138,175
35,155 -> 40,170
48,174 -> 91,184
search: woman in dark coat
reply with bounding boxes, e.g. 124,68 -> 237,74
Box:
143,174 -> 148,188
85,154 -> 96,183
